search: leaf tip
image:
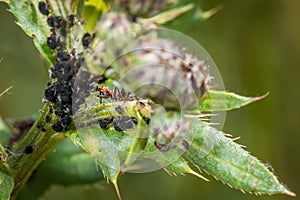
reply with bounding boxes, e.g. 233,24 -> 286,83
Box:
283,188 -> 296,197
196,4 -> 224,20
252,92 -> 269,102
112,180 -> 122,200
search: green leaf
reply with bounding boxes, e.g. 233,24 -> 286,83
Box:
38,139 -> 103,183
8,0 -> 54,65
65,129 -> 86,151
199,90 -> 268,112
193,4 -> 223,20
68,126 -> 123,199
18,139 -> 103,199
98,163 -> 121,200
39,181 -> 113,200
82,0 -> 109,32
140,3 -> 194,25
0,170 -> 14,200
185,122 -> 295,196
92,128 -> 122,178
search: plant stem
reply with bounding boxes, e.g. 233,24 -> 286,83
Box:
9,103 -> 66,200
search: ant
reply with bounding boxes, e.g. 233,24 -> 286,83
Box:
96,86 -> 113,103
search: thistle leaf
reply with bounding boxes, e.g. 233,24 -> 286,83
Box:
185,122 -> 295,196
8,0 -> 54,65
193,4 -> 223,20
0,170 -> 14,200
140,3 -> 194,25
38,139 -> 103,183
199,90 -> 268,112
82,0 -> 109,32
66,127 -> 122,199
19,139 -> 104,199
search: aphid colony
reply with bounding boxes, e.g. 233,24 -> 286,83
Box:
80,85 -> 142,132
38,1 -> 189,153
39,1 -> 140,134
39,1 -> 94,132
96,86 -> 136,103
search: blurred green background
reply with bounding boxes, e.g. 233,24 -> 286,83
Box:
0,0 -> 299,199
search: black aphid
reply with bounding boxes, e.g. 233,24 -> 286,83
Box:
115,106 -> 124,114
47,17 -> 54,27
24,145 -> 34,154
181,140 -> 189,151
44,87 -> 56,102
49,106 -> 53,113
142,116 -> 150,125
60,20 -> 67,36
57,49 -> 70,61
69,15 -> 75,27
60,28 -> 67,37
53,16 -> 63,28
99,117 -> 114,129
47,36 -> 56,49
45,115 -> 51,123
131,117 -> 138,125
113,116 -> 134,132
37,122 -> 41,129
82,33 -> 93,48
61,116 -> 72,126
61,91 -> 72,103
38,1 -> 49,16
52,123 -> 63,132
154,141 -> 171,153
98,75 -> 108,84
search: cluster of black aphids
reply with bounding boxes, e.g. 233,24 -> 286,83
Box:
38,1 -> 95,132
98,115 -> 138,132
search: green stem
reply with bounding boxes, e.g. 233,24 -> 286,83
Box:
9,103 -> 66,200
123,107 -> 149,167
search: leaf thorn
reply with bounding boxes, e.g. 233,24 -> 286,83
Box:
252,92 -> 269,102
189,169 -> 210,182
0,86 -> 13,98
112,180 -> 122,200
284,189 -> 296,197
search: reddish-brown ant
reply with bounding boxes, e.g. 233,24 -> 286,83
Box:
96,86 -> 113,103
